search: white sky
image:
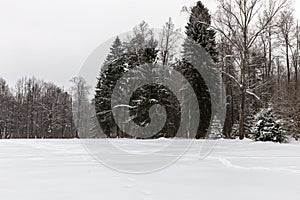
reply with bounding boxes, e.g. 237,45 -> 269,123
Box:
0,0 -> 216,89
0,0 -> 299,89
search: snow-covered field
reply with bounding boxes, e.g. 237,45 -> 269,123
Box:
0,139 -> 300,200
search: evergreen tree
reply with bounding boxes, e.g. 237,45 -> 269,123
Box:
104,36 -> 124,65
181,1 -> 220,138
183,1 -> 218,63
95,21 -> 164,138
172,60 -> 212,139
95,61 -> 128,138
251,107 -> 287,143
95,22 -> 157,138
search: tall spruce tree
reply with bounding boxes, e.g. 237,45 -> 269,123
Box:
104,36 -> 124,65
183,1 -> 218,62
95,37 -> 127,137
181,1 -> 220,138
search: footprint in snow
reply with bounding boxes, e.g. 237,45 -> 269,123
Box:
128,177 -> 136,182
141,190 -> 152,196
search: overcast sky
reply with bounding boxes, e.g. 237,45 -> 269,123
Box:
0,0 -> 299,89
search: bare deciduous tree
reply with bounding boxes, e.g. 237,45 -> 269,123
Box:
215,0 -> 287,139
277,8 -> 295,83
159,17 -> 181,66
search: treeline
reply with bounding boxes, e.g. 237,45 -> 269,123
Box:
94,15 -> 218,139
0,77 -> 77,139
1,0 -> 300,141
94,0 -> 300,142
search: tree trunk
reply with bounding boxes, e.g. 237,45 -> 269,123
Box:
286,38 -> 290,83
268,29 -> 272,77
222,95 -> 233,138
222,59 -> 234,138
296,24 -> 299,90
239,87 -> 245,140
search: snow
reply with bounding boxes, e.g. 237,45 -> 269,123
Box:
256,119 -> 263,126
0,139 -> 300,200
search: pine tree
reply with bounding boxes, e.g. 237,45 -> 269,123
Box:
104,36 -> 124,65
252,107 -> 287,143
181,1 -> 220,138
95,62 -> 128,138
183,1 -> 218,63
172,60 -> 212,139
95,21 -> 161,138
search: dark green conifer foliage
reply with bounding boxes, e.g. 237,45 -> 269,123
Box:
104,36 -> 124,65
183,1 -> 218,63
181,1 -> 219,138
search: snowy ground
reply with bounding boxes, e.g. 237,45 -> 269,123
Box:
0,139 -> 300,200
